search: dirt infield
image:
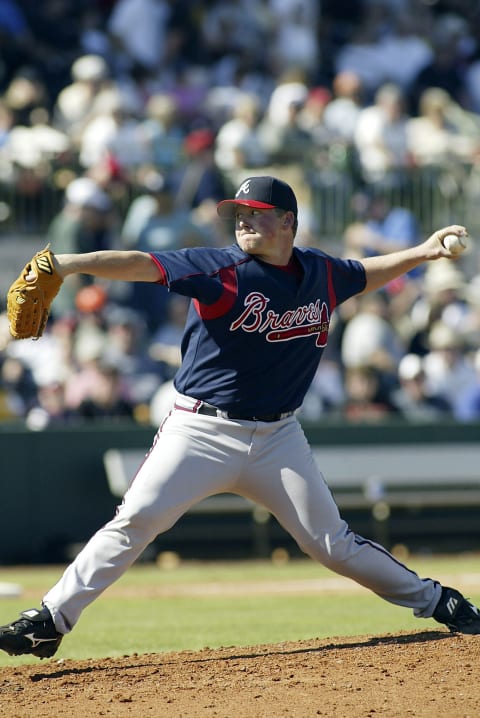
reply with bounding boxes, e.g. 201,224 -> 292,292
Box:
1,630 -> 479,718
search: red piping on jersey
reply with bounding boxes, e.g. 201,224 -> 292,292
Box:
194,265 -> 238,320
326,259 -> 337,311
149,253 -> 168,284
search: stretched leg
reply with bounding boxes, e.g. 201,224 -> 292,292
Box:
44,412 -> 247,633
240,418 -> 440,617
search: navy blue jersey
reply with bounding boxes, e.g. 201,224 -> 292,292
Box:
150,244 -> 366,413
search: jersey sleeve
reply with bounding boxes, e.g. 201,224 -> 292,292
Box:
326,254 -> 367,305
300,247 -> 365,307
149,246 -> 247,304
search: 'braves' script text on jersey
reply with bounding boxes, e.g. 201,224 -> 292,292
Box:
230,292 -> 330,346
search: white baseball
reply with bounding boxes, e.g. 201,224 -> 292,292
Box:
443,233 -> 467,255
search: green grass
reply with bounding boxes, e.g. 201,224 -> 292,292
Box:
0,554 -> 479,666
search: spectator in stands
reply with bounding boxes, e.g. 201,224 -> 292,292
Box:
46,176 -> 114,315
462,274 -> 480,349
140,93 -> 185,174
120,169 -> 167,249
303,73 -> 361,185
1,99 -> 71,233
406,88 -> 480,170
353,82 -> 411,187
22,0 -> 81,105
199,0 -> 270,73
5,104 -> 71,173
0,0 -> 34,91
77,363 -> 135,422
132,173 -> 204,253
61,301 -> 155,423
455,349 -> 480,422
297,86 -> 333,146
124,169 -> 202,325
1,68 -> 69,208
323,70 -> 363,143
53,54 -> 111,143
163,64 -> 211,130
26,380 -> 75,431
408,13 -> 472,113
64,341 -> 108,413
341,363 -> 399,423
267,0 -> 320,78
422,320 -> 478,415
258,86 -> 312,165
107,0 -> 173,78
407,259 -> 470,355
3,63 -> 49,125
464,51 -> 480,114
373,13 -> 433,96
261,66 -> 309,115
344,190 -> 421,259
343,191 -> 424,337
391,353 -> 452,421
5,312 -> 75,395
100,306 -> 162,408
341,292 -> 405,391
333,7 -> 393,100
214,93 -> 269,175
49,176 -> 113,252
0,100 -> 14,149
319,0 -> 364,72
296,358 -> 345,422
174,128 -> 228,211
422,260 -> 471,333
77,86 -> 147,172
148,295 -> 189,382
77,5 -> 112,60
0,357 -> 37,418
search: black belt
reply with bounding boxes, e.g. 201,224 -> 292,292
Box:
197,403 -> 293,422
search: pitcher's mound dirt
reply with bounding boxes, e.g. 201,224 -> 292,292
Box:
1,630 -> 479,718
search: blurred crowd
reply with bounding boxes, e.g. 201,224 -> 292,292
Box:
1,0 -> 480,428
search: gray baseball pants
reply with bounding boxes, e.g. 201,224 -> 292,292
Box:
44,395 -> 441,634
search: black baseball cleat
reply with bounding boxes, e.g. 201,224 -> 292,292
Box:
0,607 -> 63,658
433,587 -> 480,635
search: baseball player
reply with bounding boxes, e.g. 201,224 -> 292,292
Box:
1,175 -> 479,659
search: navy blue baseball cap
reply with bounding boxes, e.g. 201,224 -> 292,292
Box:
217,176 -> 298,219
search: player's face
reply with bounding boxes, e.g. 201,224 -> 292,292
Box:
234,207 -> 292,264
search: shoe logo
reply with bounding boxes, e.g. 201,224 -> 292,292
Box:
446,597 -> 459,615
25,633 -> 57,649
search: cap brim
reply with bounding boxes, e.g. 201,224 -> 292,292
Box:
217,199 -> 276,218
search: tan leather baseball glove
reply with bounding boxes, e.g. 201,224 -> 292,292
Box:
7,245 -> 63,339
